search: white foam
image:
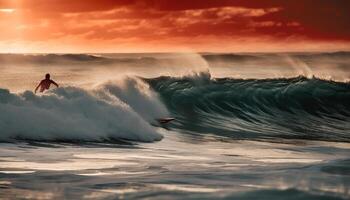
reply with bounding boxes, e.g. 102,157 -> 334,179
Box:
98,77 -> 169,121
0,77 -> 167,142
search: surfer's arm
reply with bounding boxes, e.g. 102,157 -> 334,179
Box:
51,80 -> 59,87
34,81 -> 42,93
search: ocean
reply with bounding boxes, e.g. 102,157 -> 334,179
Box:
0,52 -> 349,199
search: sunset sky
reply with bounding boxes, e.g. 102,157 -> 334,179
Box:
0,0 -> 349,53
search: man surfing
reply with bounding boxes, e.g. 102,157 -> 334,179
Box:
34,73 -> 59,93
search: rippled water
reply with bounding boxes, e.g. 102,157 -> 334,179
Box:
0,52 -> 349,199
1,131 -> 350,199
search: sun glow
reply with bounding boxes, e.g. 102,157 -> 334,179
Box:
0,8 -> 14,13
0,1 -> 349,53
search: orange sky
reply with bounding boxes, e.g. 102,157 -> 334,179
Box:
0,0 -> 349,53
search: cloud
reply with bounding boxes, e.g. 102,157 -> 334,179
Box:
0,0 -> 349,52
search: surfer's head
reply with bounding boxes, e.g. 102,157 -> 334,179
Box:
45,73 -> 50,79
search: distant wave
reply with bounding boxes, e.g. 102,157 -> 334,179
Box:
1,51 -> 349,65
0,77 -> 168,142
147,73 -> 350,142
0,53 -> 113,65
0,53 -> 161,65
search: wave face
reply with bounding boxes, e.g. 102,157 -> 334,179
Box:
1,73 -> 349,143
147,74 -> 350,142
0,77 -> 168,142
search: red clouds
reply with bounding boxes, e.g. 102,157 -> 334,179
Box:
0,0 -> 349,52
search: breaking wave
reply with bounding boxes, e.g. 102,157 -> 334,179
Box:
1,70 -> 350,143
147,73 -> 350,142
0,77 -> 168,142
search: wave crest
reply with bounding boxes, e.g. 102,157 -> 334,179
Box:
148,74 -> 350,142
0,77 -> 168,142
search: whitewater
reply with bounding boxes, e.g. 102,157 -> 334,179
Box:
0,52 -> 349,199
0,78 -> 167,142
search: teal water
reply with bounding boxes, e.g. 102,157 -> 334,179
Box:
0,52 -> 349,199
0,132 -> 349,199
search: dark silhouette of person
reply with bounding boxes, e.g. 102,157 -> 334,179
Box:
35,73 -> 59,93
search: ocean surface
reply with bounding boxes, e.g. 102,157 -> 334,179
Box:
0,52 -> 349,199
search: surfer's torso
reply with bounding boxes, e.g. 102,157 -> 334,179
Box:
39,79 -> 54,92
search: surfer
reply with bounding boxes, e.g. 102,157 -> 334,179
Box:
34,73 -> 59,93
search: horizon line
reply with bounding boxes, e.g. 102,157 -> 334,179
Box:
0,50 -> 349,55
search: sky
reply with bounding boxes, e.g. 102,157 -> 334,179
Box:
0,0 -> 349,53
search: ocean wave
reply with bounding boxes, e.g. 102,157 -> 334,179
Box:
0,77 -> 168,142
147,73 -> 350,142
1,71 -> 349,143
0,53 -> 163,65
1,51 -> 349,64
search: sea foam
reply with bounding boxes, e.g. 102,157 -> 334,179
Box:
0,77 -> 168,142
